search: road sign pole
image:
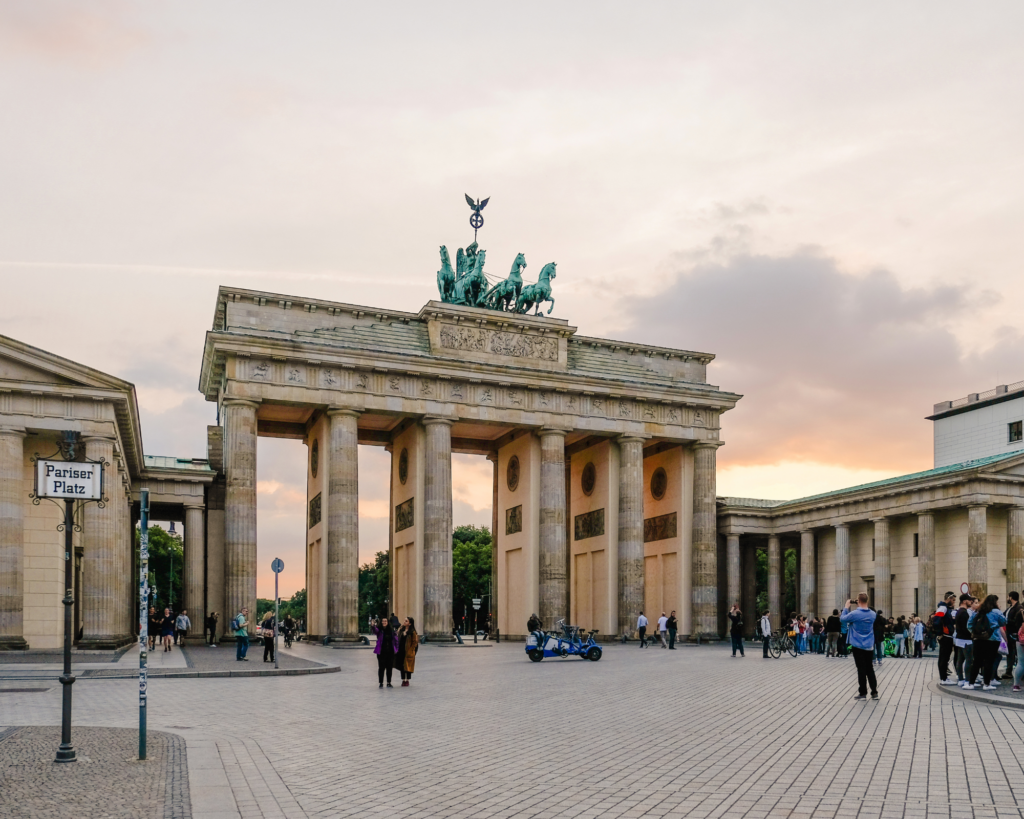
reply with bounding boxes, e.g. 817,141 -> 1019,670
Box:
270,558 -> 284,669
139,489 -> 149,760
55,498 -> 76,763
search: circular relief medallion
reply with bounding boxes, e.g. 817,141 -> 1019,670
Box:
650,466 -> 668,501
581,462 -> 596,496
310,439 -> 319,478
506,455 -> 520,492
398,448 -> 409,485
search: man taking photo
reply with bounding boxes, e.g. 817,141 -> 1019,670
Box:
841,593 -> 879,700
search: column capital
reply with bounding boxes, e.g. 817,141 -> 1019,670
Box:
422,415 -> 454,428
485,452 -> 498,462
617,434 -> 650,445
222,397 -> 260,409
184,503 -> 205,512
82,433 -> 116,443
917,510 -> 935,519
833,522 -> 849,530
968,502 -> 991,510
326,407 -> 360,419
870,516 -> 888,523
538,428 -> 569,439
692,440 -> 723,450
0,425 -> 26,438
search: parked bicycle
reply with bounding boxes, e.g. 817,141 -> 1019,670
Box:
768,628 -> 798,658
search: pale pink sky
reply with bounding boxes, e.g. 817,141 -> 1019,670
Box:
2,2 -> 1023,595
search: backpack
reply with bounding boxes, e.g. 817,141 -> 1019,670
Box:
230,616 -> 241,632
1017,623 -> 1024,645
971,612 -> 993,641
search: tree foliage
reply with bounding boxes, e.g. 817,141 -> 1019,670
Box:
452,525 -> 492,631
135,525 -> 183,613
359,551 -> 390,631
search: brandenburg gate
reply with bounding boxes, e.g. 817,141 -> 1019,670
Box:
198,274 -> 740,641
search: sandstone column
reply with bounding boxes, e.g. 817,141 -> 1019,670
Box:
327,408 -> 360,640
968,504 -> 988,599
917,512 -> 935,616
538,429 -> 567,629
726,534 -> 741,610
1008,507 -> 1024,597
742,543 -> 757,638
183,504 -> 205,643
617,436 -> 645,639
223,398 -> 258,635
0,427 -> 27,650
487,452 -> 499,630
768,534 -> 781,631
423,417 -> 453,640
834,524 -> 850,608
691,442 -> 720,638
872,518 -> 891,617
82,435 -> 123,647
799,530 -> 816,618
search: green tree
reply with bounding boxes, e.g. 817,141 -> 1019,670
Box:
358,551 -> 390,631
452,525 -> 492,632
280,588 -> 306,621
257,598 -> 275,620
135,525 -> 183,613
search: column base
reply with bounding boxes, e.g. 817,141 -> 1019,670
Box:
182,634 -> 210,646
77,634 -> 135,650
326,634 -> 363,643
687,634 -> 722,644
0,636 -> 29,651
422,633 -> 456,643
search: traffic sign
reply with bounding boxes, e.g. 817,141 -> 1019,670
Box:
271,558 -> 285,574
472,598 -> 481,610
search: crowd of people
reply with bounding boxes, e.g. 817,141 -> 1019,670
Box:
145,606 -> 191,652
756,608 -> 929,662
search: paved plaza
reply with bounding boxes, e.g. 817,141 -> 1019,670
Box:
3,642 -> 1024,819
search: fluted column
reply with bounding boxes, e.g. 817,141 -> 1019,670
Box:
968,505 -> 988,599
82,435 -> 124,647
917,512 -> 935,617
423,417 -> 453,640
742,543 -> 757,638
538,430 -> 567,629
872,518 -> 891,617
487,452 -> 499,629
834,524 -> 850,608
327,408 -> 360,640
691,442 -> 720,638
223,398 -> 258,636
183,504 -> 205,643
0,427 -> 27,649
799,530 -> 816,618
768,535 -> 781,630
726,534 -> 741,610
1008,507 -> 1024,597
617,436 -> 645,639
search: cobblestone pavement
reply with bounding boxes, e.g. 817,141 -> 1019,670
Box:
3,642 -> 1024,818
0,726 -> 189,819
179,644 -> 325,671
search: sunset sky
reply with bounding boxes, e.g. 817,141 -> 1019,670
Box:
2,3 -> 1023,597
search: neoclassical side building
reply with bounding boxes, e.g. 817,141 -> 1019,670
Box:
718,381 -> 1024,637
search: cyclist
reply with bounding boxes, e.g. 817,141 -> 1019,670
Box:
282,613 -> 295,647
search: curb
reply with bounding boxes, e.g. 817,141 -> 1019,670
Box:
74,665 -> 341,680
931,680 -> 1024,711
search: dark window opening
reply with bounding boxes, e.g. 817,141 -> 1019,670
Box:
1010,421 -> 1023,443
913,532 -> 919,557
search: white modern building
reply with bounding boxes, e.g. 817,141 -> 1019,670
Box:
930,380 -> 1024,467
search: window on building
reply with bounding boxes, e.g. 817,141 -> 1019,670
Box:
914,533 -> 919,557
914,588 -> 919,615
1010,421 -> 1023,443
872,538 -> 875,561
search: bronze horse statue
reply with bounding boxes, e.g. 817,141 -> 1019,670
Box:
483,252 -> 526,311
514,262 -> 556,315
436,246 -> 455,302
451,249 -> 488,307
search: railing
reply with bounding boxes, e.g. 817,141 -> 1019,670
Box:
934,378 -> 1024,414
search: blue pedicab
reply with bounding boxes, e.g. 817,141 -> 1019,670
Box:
526,619 -> 603,662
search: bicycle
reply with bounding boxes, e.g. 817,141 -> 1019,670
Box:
882,635 -> 899,657
768,629 -> 799,658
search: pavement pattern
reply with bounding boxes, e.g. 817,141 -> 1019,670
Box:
0,726 -> 189,819
3,641 -> 1024,818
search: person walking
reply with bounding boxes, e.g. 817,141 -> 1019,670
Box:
637,612 -> 648,648
934,591 -> 957,685
841,594 -> 879,700
964,594 -> 1007,691
1004,592 -> 1021,680
953,594 -> 973,685
667,611 -> 678,649
161,607 -> 176,652
657,612 -> 669,648
728,604 -> 745,657
825,610 -> 841,657
913,617 -> 924,658
175,610 -> 190,645
872,610 -> 885,666
147,606 -> 159,651
761,611 -> 772,658
372,615 -> 398,688
398,616 -> 419,686
233,607 -> 249,661
205,611 -> 219,646
261,611 -> 275,663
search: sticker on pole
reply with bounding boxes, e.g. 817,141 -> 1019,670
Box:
271,558 -> 285,574
36,460 -> 103,500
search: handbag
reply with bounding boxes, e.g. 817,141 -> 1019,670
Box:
999,639 -> 1008,655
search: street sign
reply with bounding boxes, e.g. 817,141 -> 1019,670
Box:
271,558 -> 285,574
961,582 -> 970,596
36,459 -> 103,500
472,598 -> 481,610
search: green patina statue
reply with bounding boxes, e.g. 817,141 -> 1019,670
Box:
450,248 -> 488,307
436,246 -> 556,314
513,262 -> 557,315
483,252 -> 526,311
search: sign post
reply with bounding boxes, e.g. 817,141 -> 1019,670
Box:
139,489 -> 150,760
31,432 -> 105,764
271,558 -> 284,669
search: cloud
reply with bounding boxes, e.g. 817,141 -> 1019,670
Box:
621,247 -> 1023,475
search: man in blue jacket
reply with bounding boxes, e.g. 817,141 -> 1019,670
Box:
841,593 -> 879,700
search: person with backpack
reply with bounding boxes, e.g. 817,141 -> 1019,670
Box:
233,607 -> 250,661
964,594 -> 1006,690
1004,592 -> 1022,680
953,595 -> 974,685
825,610 -> 842,657
933,591 -> 957,684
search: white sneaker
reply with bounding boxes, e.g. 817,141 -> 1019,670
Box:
990,680 -> 1001,686
939,679 -> 957,686
983,685 -> 997,691
962,684 -> 975,690
958,680 -> 966,687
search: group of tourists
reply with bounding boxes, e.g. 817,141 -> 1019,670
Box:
759,609 -> 928,662
145,607 -> 190,651
371,614 -> 419,687
635,611 -> 680,649
935,590 -> 1023,691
